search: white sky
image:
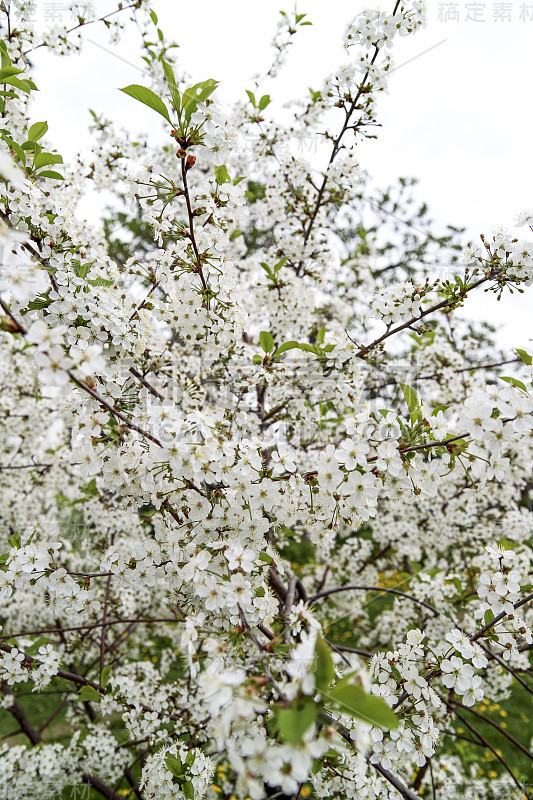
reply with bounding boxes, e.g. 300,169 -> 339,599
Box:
27,0 -> 532,352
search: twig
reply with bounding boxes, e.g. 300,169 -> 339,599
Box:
309,584 -> 438,617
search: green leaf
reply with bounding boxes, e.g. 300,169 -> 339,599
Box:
165,753 -> 184,778
484,608 -> 495,626
0,66 -> 23,81
149,9 -> 158,24
185,750 -> 196,766
399,382 -> 422,424
100,664 -> 112,688
9,140 -> 25,164
296,343 -> 317,354
516,348 -> 532,366
120,85 -> 171,123
277,702 -> 318,744
259,331 -> 275,354
258,94 -> 271,110
317,326 -> 326,345
390,663 -> 403,684
314,635 -> 335,692
500,375 -> 528,393
74,261 -> 93,279
0,133 -> 25,164
258,551 -> 274,564
0,552 -> 9,565
260,262 -> 274,279
36,170 -> 64,181
327,684 -> 399,729
274,340 -> 300,357
162,60 -> 181,112
182,79 -> 218,123
82,478 -> 98,496
34,152 -> 62,169
78,686 -> 101,703
431,404 -> 450,415
9,532 -> 21,549
214,164 -> 230,185
26,637 -> 51,656
27,121 -> 48,142
87,277 -> 113,288
183,781 -> 194,799
245,89 -> 256,107
27,292 -> 51,310
1,76 -> 33,93
0,41 -> 11,69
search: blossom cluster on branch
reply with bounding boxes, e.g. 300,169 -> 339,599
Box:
0,2 -> 532,800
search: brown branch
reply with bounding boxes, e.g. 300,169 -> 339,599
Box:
356,277 -> 488,357
83,773 -> 125,800
309,584 -> 438,617
0,296 -> 27,333
1,682 -> 41,744
450,700 -> 533,762
327,643 -> 372,658
296,1 -> 403,273
0,616 -> 184,640
471,592 -> 533,642
478,640 -> 533,696
180,158 -> 209,294
369,356 -> 523,391
321,710 -> 421,800
129,367 -> 165,400
67,370 -> 162,446
442,698 -> 530,799
99,573 -> 113,681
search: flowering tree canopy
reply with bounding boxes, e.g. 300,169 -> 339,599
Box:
0,2 -> 532,799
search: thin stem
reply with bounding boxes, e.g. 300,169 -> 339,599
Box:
357,277 -> 488,357
309,584 -> 438,616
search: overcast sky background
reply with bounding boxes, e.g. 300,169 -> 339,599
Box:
27,0 -> 533,352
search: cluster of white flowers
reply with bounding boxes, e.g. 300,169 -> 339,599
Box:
140,744 -> 214,800
369,630 -> 441,769
0,2 -> 532,799
344,3 -> 426,52
370,280 -> 429,326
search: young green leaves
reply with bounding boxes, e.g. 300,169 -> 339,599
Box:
120,60 -> 218,143
165,750 -> 196,798
327,682 -> 399,729
399,382 -> 422,425
245,90 -> 271,111
0,41 -> 37,114
120,84 -> 171,124
254,325 -> 335,367
276,702 -> 318,745
27,121 -> 48,142
500,348 -> 532,394
259,331 -> 274,355
181,79 -> 218,125
78,685 -> 101,703
273,636 -> 398,747
1,121 -> 64,180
